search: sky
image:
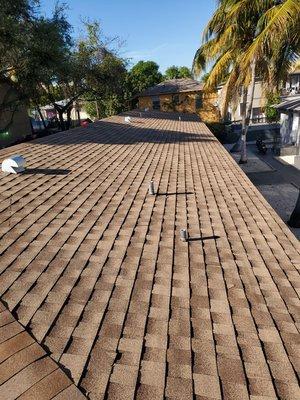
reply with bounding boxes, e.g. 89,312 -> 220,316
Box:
40,0 -> 216,73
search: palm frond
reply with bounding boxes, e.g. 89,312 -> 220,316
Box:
204,50 -> 234,90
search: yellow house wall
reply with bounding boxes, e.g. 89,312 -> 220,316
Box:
138,96 -> 153,110
138,90 -> 220,123
198,92 -> 220,123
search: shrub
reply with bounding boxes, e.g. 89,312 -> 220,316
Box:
265,92 -> 280,122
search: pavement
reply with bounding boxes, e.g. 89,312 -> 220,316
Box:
225,144 -> 300,240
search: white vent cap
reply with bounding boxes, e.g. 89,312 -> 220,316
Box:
124,116 -> 132,123
2,155 -> 26,174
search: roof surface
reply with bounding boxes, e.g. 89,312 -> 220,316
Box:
139,78 -> 203,97
275,97 -> 300,112
0,301 -> 86,400
0,111 -> 299,400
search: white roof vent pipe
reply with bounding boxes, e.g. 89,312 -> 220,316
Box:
180,229 -> 188,242
148,181 -> 155,195
1,155 -> 26,174
124,116 -> 132,123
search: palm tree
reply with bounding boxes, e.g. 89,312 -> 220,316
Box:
245,0 -> 300,82
193,0 -> 300,164
193,0 -> 260,163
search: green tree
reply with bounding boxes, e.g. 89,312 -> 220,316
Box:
0,1 -> 72,130
244,0 -> 300,90
193,0 -> 261,163
127,61 -> 162,97
0,3 -> 128,131
0,0 -> 72,130
164,65 -> 192,79
38,20 -> 127,129
265,92 -> 281,122
193,0 -> 299,163
83,49 -> 128,119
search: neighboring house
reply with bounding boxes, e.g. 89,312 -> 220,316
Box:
219,69 -> 300,125
275,96 -> 300,156
0,80 -> 31,148
137,78 -> 220,122
219,79 -> 266,124
283,67 -> 300,96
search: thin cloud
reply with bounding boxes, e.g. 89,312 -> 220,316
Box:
124,43 -> 169,61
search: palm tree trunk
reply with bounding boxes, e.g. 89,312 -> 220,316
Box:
230,87 -> 248,153
239,58 -> 256,164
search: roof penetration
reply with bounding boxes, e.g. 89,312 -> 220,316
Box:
0,111 -> 299,400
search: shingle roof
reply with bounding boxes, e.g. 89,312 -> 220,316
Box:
0,110 -> 299,400
0,301 -> 85,399
139,78 -> 203,97
275,97 -> 300,112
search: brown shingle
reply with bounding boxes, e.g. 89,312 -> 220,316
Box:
0,304 -> 85,399
139,78 -> 204,97
0,111 -> 299,399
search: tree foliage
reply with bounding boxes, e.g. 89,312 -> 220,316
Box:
127,61 -> 162,97
192,0 -> 300,163
164,65 -> 192,80
0,1 -> 73,129
265,92 -> 281,122
0,1 -> 129,130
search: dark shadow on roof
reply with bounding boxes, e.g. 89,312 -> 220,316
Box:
156,191 -> 194,196
187,235 -> 220,241
27,116 -> 217,147
122,110 -> 201,121
22,168 -> 70,175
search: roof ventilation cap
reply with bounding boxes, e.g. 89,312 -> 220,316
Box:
180,228 -> 188,242
1,155 -> 26,174
124,116 -> 132,123
148,181 -> 155,195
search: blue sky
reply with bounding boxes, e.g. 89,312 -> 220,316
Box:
40,0 -> 216,72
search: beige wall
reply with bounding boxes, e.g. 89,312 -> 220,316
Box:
0,82 -> 31,148
219,81 -> 266,122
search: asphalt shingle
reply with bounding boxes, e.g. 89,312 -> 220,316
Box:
0,111 -> 299,399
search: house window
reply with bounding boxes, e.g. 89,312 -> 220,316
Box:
195,94 -> 203,110
173,94 -> 180,106
240,103 -> 246,116
151,96 -> 160,110
252,107 -> 263,123
152,100 -> 160,110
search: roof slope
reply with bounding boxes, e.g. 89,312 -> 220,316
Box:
275,96 -> 300,112
0,301 -> 86,400
0,111 -> 299,400
139,78 -> 203,97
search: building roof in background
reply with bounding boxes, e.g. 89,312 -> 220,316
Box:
275,96 -> 300,112
139,78 -> 203,97
0,111 -> 299,399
